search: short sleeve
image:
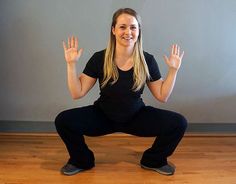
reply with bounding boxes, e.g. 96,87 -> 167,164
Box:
144,52 -> 162,82
83,52 -> 99,78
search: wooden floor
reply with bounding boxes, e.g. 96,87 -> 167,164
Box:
0,133 -> 236,184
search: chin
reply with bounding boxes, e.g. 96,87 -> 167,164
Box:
122,41 -> 135,47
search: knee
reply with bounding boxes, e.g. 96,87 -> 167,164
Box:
54,111 -> 67,130
175,113 -> 188,133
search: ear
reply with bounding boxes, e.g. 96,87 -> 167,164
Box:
112,26 -> 115,35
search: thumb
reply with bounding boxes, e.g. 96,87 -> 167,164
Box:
180,51 -> 184,60
76,48 -> 83,60
163,55 -> 169,63
78,48 -> 83,56
62,41 -> 67,52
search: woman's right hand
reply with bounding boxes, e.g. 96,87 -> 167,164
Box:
63,36 -> 83,64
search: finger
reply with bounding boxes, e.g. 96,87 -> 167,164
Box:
72,36 -> 75,48
177,45 -> 180,56
174,44 -> 178,55
180,51 -> 184,60
63,41 -> 67,52
171,45 -> 174,55
75,37 -> 78,50
68,37 -> 71,48
70,36 -> 74,48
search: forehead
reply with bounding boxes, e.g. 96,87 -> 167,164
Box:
116,13 -> 138,25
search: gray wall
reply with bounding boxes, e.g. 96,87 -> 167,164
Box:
1,0 -> 236,123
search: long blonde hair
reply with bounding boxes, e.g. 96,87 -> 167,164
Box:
101,8 -> 150,91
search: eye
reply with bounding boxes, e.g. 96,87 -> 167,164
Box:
119,26 -> 126,29
130,26 -> 137,30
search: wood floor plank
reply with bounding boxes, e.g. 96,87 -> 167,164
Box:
0,134 -> 236,184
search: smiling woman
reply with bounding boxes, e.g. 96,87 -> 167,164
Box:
55,8 -> 187,176
112,14 -> 139,48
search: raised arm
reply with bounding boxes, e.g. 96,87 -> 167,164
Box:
63,36 -> 96,99
147,44 -> 184,103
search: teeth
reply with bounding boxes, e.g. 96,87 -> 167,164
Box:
123,37 -> 132,40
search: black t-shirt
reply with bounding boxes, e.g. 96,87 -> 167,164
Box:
83,50 -> 161,122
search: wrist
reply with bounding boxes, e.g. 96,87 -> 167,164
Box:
67,62 -> 76,68
169,67 -> 179,73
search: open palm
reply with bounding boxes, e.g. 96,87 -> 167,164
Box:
63,36 -> 83,64
163,44 -> 184,70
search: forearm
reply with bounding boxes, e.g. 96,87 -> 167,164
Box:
160,68 -> 178,102
149,44 -> 183,103
67,63 -> 82,99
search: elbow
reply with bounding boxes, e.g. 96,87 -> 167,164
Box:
71,92 -> 84,100
158,97 -> 168,103
161,99 -> 168,103
72,95 -> 80,100
155,95 -> 168,103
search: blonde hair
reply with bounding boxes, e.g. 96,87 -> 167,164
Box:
101,8 -> 150,91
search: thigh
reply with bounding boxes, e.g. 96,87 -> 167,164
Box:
124,106 -> 186,137
55,105 -> 115,136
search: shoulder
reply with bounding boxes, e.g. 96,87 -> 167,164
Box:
143,51 -> 157,66
91,49 -> 106,59
87,49 -> 106,67
143,51 -> 155,60
143,51 -> 161,80
83,49 -> 105,78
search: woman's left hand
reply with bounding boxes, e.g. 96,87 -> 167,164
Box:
163,44 -> 184,71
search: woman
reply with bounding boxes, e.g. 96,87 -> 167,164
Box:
55,8 -> 187,176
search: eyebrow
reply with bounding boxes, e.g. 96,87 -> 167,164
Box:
117,24 -> 138,26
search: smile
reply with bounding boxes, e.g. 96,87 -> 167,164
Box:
122,37 -> 133,40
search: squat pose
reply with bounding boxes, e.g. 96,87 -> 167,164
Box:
55,8 -> 187,176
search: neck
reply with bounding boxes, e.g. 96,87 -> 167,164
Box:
115,44 -> 134,60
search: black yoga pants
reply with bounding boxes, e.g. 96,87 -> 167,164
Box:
55,105 -> 187,169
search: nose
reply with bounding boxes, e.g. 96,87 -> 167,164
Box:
125,27 -> 131,35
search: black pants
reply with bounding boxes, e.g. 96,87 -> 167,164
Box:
55,105 -> 187,169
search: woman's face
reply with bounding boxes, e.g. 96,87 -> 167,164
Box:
112,13 -> 139,49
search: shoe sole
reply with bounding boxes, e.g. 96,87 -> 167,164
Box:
141,164 -> 174,176
61,168 -> 84,176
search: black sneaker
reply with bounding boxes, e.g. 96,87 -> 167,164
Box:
141,163 -> 175,175
61,163 -> 84,176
